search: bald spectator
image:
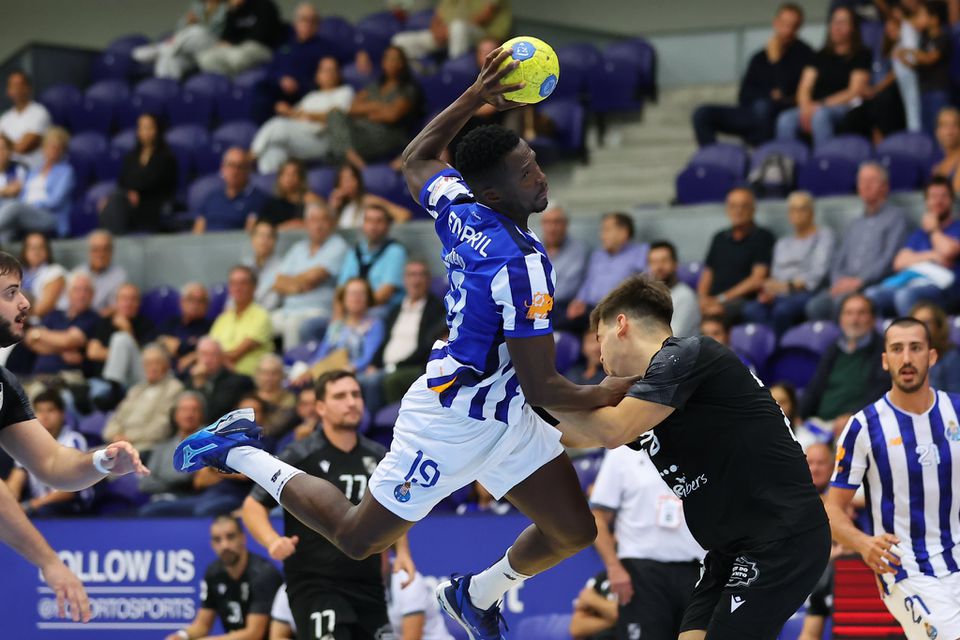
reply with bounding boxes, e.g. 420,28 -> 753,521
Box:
243,220 -> 282,311
66,230 -> 128,314
196,0 -> 282,77
193,147 -> 267,233
187,337 -> 254,421
253,354 -> 296,437
0,71 -> 50,168
698,187 -> 776,321
540,204 -> 588,324
805,162 -> 910,320
647,241 -> 700,337
25,272 -> 99,375
806,442 -> 834,494
103,343 -> 184,452
155,282 -> 212,376
271,202 -> 348,348
392,0 -> 512,61
210,265 -> 274,377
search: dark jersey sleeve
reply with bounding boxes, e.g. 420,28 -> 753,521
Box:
626,338 -> 702,410
249,437 -> 315,508
0,367 -> 36,429
248,556 -> 283,615
200,563 -> 218,609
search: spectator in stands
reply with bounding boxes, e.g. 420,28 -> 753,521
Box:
0,127 -> 73,242
99,113 -> 178,235
336,204 -> 408,310
196,0 -> 282,77
775,6 -> 871,146
568,331 -> 605,386
253,353 -> 296,437
188,337 -> 255,421
243,220 -> 282,311
293,278 -> 385,385
86,283 -> 155,408
6,390 -> 91,517
102,343 -> 184,452
646,240 -> 700,337
911,300 -> 960,393
566,213 -> 648,330
699,315 -> 731,346
692,3 -> 813,146
266,2 -> 328,105
805,163 -> 910,320
0,71 -> 50,168
67,230 -> 128,315
251,56 -> 355,174
271,203 -> 349,348
540,204 -> 588,325
132,0 -> 228,79
865,176 -> 960,316
0,137 -> 26,206
569,572 -> 618,640
193,147 -> 267,233
290,386 -> 318,441
329,164 -> 411,228
360,259 -> 445,412
742,190 -> 835,334
392,0 -> 512,60
253,160 -> 316,231
325,46 -> 422,169
771,380 -> 827,449
933,106 -> 960,192
20,232 -> 66,319
155,282 -> 211,376
210,265 -> 274,377
697,187 -> 775,321
799,294 -> 888,435
907,0 -> 952,134
806,442 -> 834,494
26,273 -> 98,376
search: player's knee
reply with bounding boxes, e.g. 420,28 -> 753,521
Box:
338,535 -> 378,561
560,512 -> 598,552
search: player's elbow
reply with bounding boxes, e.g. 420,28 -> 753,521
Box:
596,424 -> 635,450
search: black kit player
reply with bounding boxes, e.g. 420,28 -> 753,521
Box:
553,276 -> 830,640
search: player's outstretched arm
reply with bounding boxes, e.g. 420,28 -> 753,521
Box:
165,607 -> 215,640
400,46 -> 523,199
824,487 -> 901,575
551,398 -> 675,449
0,420 -> 148,491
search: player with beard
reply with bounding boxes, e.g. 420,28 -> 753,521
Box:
548,275 -> 830,640
168,515 -> 282,640
828,317 -> 960,639
0,251 -> 148,624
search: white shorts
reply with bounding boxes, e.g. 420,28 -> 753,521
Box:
880,572 -> 960,640
368,375 -> 564,521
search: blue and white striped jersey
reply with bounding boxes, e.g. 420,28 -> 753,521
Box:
832,391 -> 960,581
418,168 -> 556,425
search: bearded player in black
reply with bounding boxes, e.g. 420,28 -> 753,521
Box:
241,370 -> 415,640
553,276 -> 830,640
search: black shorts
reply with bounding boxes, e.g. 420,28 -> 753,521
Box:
288,582 -> 390,640
617,559 -> 701,640
679,523 -> 831,640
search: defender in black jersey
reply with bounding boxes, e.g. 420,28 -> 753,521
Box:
171,515 -> 282,640
242,371 -> 412,640
554,276 -> 830,640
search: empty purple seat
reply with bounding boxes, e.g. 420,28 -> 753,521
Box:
532,99 -> 585,154
403,8 -> 434,31
362,164 -> 406,204
319,16 -> 356,45
283,341 -> 319,366
780,320 -> 840,354
950,316 -> 960,346
797,156 -> 858,196
442,53 -> 479,76
766,347 -> 821,390
184,72 -> 231,98
110,129 -> 138,154
677,262 -> 703,289
876,152 -> 923,191
168,89 -> 215,127
75,180 -> 116,237
813,134 -> 872,164
133,77 -> 180,118
68,98 -> 114,135
306,166 -> 337,197
419,69 -> 474,114
554,44 -> 597,100
556,42 -> 603,71
39,83 -> 82,126
85,79 -> 131,106
750,140 -> 811,172
141,286 -> 181,325
374,402 -> 402,430
90,51 -> 135,82
213,120 -> 258,150
357,11 -> 402,39
93,472 -> 149,514
675,165 -> 738,204
730,323 -> 777,371
233,66 -> 269,91
187,174 -> 223,213
572,453 -> 604,492
689,142 -> 748,177
167,124 -> 212,187
215,85 -> 254,124
69,132 -> 109,187
554,331 -> 581,374
95,147 -> 126,182
351,31 -> 387,64
206,283 -> 229,321
588,56 -> 643,113
106,34 -> 150,54
604,38 -> 656,98
876,130 -> 935,161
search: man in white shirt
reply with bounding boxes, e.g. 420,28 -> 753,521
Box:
647,241 -> 701,337
63,230 -> 128,315
591,446 -> 705,640
0,71 -> 51,169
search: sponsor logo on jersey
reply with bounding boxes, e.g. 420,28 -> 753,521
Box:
730,595 -> 746,613
889,436 -> 903,446
218,583 -> 227,594
525,292 -> 554,320
726,556 -> 760,588
835,445 -> 845,463
394,482 -> 412,503
636,431 -> 661,457
671,474 -> 708,499
319,460 -> 331,474
946,421 -> 960,442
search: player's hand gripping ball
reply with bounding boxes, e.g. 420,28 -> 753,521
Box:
499,36 -> 560,104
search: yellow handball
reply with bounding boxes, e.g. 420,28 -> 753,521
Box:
498,36 -> 560,104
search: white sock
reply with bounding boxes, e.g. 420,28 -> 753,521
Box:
467,547 -> 531,610
226,446 -> 304,503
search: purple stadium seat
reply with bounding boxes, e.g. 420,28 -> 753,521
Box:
532,99 -> 585,156
110,128 -> 138,154
341,62 -> 376,92
215,85 -> 254,124
94,472 -> 149,514
206,283 -> 228,321
813,134 -> 872,164
876,130 -> 935,161
184,72 -> 232,98
90,51 -> 135,82
106,34 -> 150,54
95,146 -> 125,182
675,165 -> 738,204
250,172 -> 276,194
85,79 -> 132,108
74,180 -> 116,237
39,83 -> 82,126
780,320 -> 840,355
374,402 -> 401,430
442,53 -> 479,76
283,341 -> 318,366
554,331 -> 581,374
418,69 -> 474,114
689,143 -> 748,177
430,275 -> 448,299
187,174 -> 223,213
588,56 -> 643,113
797,156 -> 858,196
362,164 -> 406,204
766,347 -> 821,389
677,262 -> 703,289
730,323 -> 777,371
319,15 -> 356,44
167,124 -> 212,188
604,38 -> 656,99
69,132 -> 109,187
141,286 -> 181,325
861,20 -> 884,61
572,453 -> 604,492
749,140 -> 811,172
950,316 -> 960,346
352,31 -> 387,64
556,42 -> 603,71
357,11 -> 402,39
134,77 -> 180,104
68,98 -> 114,135
515,613 -> 574,640
306,166 -> 337,197
212,120 -> 258,150
167,89 -> 215,128
403,8 -> 434,31
876,152 -> 923,191
554,44 -> 598,99
233,66 -> 269,92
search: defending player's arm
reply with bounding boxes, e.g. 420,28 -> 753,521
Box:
241,495 -> 299,561
401,46 -> 523,198
552,397 -> 674,449
166,607 -> 216,640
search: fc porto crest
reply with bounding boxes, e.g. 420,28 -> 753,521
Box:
394,482 -> 412,503
946,421 -> 960,442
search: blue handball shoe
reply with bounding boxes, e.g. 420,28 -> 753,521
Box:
173,408 -> 263,474
436,574 -> 507,640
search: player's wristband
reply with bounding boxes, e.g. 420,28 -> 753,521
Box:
175,630 -> 190,640
92,450 -> 112,475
